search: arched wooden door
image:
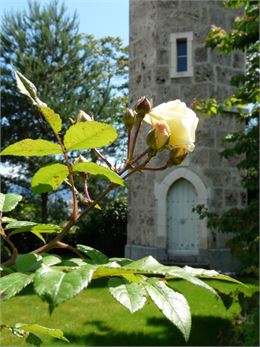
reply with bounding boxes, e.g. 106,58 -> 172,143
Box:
167,178 -> 198,255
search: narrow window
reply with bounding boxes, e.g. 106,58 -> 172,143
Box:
170,32 -> 193,78
177,39 -> 187,72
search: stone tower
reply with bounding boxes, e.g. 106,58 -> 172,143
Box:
126,0 -> 245,271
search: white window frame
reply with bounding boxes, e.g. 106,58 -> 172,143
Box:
170,32 -> 193,78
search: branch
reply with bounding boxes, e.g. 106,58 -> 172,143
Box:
142,164 -> 168,171
55,133 -> 78,222
92,148 -> 114,170
32,183 -> 117,255
1,235 -> 18,267
122,157 -> 151,180
128,120 -> 142,161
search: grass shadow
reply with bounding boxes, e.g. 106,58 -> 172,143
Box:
62,315 -> 232,346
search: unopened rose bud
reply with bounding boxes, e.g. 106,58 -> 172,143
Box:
146,121 -> 170,150
74,155 -> 88,180
123,108 -> 135,130
74,154 -> 88,165
76,110 -> 92,122
167,148 -> 188,166
134,96 -> 152,118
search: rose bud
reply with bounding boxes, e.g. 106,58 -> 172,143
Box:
74,155 -> 88,180
73,154 -> 88,165
146,121 -> 170,150
123,108 -> 136,130
76,110 -> 92,122
134,96 -> 152,118
167,147 -> 188,166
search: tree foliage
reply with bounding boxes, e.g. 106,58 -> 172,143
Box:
0,0 -> 128,196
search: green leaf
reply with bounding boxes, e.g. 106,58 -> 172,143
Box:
15,72 -> 62,134
15,254 -> 43,272
31,163 -> 69,194
76,244 -> 109,264
0,193 -> 22,212
32,224 -> 61,233
41,254 -> 62,267
1,217 -> 17,223
61,258 -> 88,267
0,139 -> 62,156
6,221 -> 37,229
166,268 -> 218,297
73,162 -> 125,186
9,223 -> 61,243
34,265 -> 94,311
38,105 -> 62,133
64,121 -> 117,151
144,278 -> 191,342
123,255 -> 163,273
16,324 -> 69,343
0,273 -> 33,300
109,258 -> 133,266
15,71 -> 46,106
93,265 -> 138,279
108,278 -> 147,313
183,266 -> 244,285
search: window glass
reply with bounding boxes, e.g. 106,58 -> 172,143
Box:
177,39 -> 187,72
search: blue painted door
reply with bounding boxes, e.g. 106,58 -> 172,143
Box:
167,178 -> 198,255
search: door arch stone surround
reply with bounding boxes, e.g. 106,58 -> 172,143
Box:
154,167 -> 209,256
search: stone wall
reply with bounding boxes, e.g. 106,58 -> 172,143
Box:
129,0 -> 244,106
127,0 -> 245,271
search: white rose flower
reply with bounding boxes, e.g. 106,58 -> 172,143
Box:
144,100 -> 199,152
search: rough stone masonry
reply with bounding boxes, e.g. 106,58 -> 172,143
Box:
126,0 -> 245,272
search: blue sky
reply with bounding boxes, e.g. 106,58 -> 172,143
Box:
0,0 -> 129,45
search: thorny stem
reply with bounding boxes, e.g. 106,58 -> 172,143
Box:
55,133 -> 78,222
93,149 -> 114,170
128,120 -> 142,161
122,157 -> 151,180
84,179 -> 91,201
118,148 -> 149,177
46,241 -> 85,259
127,129 -> 131,159
131,148 -> 149,166
2,235 -> 18,267
142,163 -> 168,171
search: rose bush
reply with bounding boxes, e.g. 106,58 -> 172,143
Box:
144,100 -> 199,152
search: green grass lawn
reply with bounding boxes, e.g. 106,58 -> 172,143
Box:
0,278 -> 258,346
